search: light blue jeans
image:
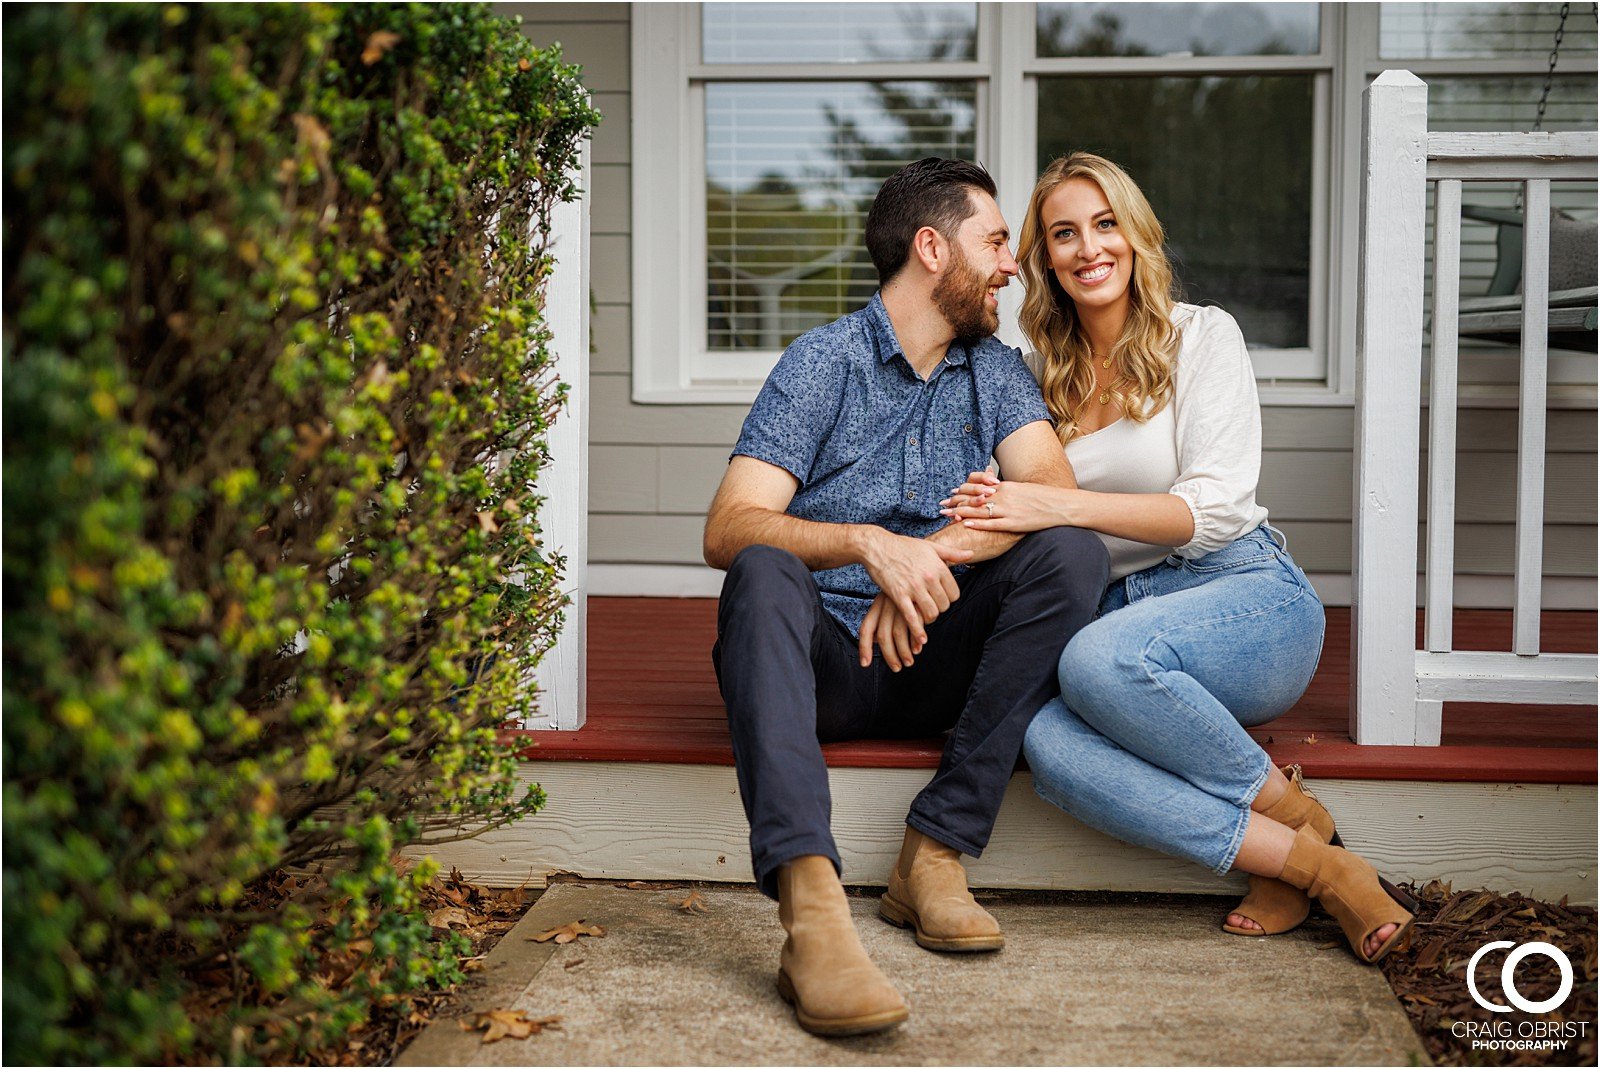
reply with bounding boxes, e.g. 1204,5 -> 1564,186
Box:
1023,524 -> 1325,875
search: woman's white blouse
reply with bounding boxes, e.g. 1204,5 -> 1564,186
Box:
1027,303 -> 1270,581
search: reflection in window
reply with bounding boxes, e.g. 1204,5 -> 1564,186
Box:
703,2 -> 977,64
1381,3 -> 1598,60
1418,78 -> 1597,342
1037,76 -> 1315,351
706,81 -> 977,351
1035,2 -> 1319,58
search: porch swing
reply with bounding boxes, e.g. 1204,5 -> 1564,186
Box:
1455,2 -> 1598,351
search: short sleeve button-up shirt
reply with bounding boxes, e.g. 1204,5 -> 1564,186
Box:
731,292 -> 1050,636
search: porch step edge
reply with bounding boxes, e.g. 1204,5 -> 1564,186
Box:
408,761 -> 1598,906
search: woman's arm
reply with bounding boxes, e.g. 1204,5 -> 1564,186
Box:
940,476 -> 1193,546
946,308 -> 1262,551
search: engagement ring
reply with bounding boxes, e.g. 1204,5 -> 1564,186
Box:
985,502 -> 995,518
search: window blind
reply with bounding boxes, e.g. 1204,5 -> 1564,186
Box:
703,2 -> 977,65
1381,2 -> 1599,60
705,81 -> 978,351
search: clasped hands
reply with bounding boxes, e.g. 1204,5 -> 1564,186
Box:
858,471 -> 1062,672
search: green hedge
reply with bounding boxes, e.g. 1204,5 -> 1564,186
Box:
2,3 -> 599,1061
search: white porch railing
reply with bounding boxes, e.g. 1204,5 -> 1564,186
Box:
1352,70 -> 1598,746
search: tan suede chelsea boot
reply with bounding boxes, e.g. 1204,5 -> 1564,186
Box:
878,826 -> 1003,952
776,856 -> 908,1036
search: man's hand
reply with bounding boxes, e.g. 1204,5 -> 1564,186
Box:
858,527 -> 970,646
858,593 -> 924,670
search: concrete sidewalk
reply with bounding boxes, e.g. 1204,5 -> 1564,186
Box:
397,883 -> 1428,1066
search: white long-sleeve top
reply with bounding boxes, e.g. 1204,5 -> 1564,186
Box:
1026,303 -> 1270,580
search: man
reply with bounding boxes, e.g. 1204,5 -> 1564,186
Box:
703,158 -> 1108,1036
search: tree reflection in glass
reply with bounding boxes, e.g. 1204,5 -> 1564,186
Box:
704,4 -> 979,352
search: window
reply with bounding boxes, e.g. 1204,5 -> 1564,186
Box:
633,3 -> 1595,403
1031,2 -> 1329,366
1362,3 -> 1599,392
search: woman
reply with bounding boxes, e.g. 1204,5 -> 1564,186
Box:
939,153 -> 1414,963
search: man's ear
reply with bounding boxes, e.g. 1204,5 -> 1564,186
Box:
910,225 -> 945,275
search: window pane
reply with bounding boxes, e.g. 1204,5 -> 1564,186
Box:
1036,76 -> 1315,350
1036,3 -> 1319,57
706,82 -> 978,351
1419,78 -> 1597,358
703,3 -> 977,64
1381,3 -> 1598,60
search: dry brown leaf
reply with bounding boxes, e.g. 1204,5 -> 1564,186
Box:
563,958 -> 584,970
1316,940 -> 1342,950
462,1009 -> 562,1044
476,510 -> 500,534
1301,733 -> 1320,745
291,114 -> 331,167
625,881 -> 651,890
427,906 -> 474,929
678,891 -> 712,914
362,30 -> 402,66
529,919 -> 605,944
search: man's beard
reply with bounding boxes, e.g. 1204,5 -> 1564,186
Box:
932,244 -> 999,342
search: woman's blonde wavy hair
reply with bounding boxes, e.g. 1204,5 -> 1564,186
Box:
1017,153 -> 1181,443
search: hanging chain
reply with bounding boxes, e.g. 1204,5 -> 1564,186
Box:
1531,2 -> 1571,133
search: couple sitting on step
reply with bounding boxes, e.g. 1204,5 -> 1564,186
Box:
702,155 -> 1416,1037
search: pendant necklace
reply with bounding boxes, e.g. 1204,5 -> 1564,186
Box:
1094,348 -> 1113,404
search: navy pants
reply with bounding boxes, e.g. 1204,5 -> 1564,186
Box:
712,528 -> 1109,899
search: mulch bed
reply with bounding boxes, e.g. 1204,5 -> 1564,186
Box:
169,864 -> 542,1066
1382,881 -> 1596,1067
336,866 -> 542,1067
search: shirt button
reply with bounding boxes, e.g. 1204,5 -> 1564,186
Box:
908,436 -> 918,446
963,423 -> 973,434
905,490 -> 916,500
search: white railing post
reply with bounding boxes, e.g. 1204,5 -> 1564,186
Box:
529,137 -> 591,730
1513,179 -> 1551,656
1351,71 -> 1430,745
1417,176 -> 1463,746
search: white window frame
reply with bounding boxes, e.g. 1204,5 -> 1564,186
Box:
633,2 -> 1348,405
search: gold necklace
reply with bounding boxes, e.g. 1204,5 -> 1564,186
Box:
1093,352 -> 1115,404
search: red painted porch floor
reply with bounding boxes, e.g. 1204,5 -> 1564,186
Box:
514,598 -> 1597,784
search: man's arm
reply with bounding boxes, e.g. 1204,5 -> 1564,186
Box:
927,420 -> 1075,563
859,420 -> 1077,669
703,456 -> 868,571
703,456 -> 972,636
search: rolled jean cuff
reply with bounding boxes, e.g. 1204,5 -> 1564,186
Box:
1216,750 -> 1273,875
753,837 -> 842,901
905,808 -> 985,859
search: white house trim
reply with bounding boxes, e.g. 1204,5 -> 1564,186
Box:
528,138 -> 592,731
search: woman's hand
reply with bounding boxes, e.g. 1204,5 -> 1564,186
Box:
939,470 -> 1070,532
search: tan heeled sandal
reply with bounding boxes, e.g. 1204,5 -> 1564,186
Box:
1222,765 -> 1336,937
1277,824 -> 1418,964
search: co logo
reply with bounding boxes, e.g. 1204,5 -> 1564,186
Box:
1467,941 -> 1574,1014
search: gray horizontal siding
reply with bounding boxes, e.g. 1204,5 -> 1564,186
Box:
506,4 -> 1598,586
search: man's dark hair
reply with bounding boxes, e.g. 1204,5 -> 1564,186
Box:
864,157 -> 997,285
